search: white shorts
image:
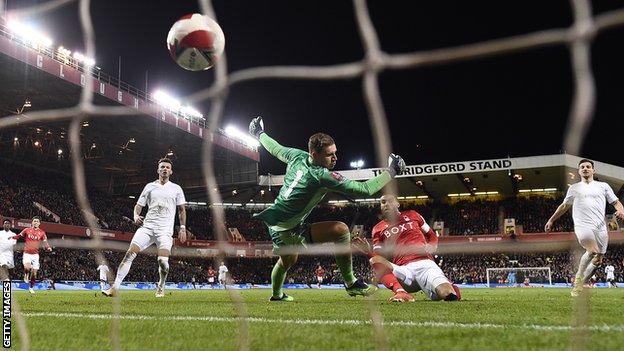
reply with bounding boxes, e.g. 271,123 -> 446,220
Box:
0,252 -> 14,269
317,276 -> 323,283
130,227 -> 173,252
218,274 -> 226,282
606,274 -> 615,281
575,226 -> 608,254
99,274 -> 108,281
391,259 -> 450,300
208,277 -> 215,283
22,253 -> 40,270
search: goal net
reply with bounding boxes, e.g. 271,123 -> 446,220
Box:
486,267 -> 552,287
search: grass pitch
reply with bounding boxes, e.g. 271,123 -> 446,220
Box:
11,288 -> 624,350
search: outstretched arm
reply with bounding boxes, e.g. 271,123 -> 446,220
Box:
320,154 -> 406,197
11,229 -> 27,240
545,203 -> 572,232
42,235 -> 52,252
322,171 -> 393,197
259,133 -> 305,164
250,116 -> 305,163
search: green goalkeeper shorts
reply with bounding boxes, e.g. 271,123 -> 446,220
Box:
268,222 -> 313,254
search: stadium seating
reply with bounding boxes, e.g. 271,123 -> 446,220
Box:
0,161 -> 137,232
0,160 -> 587,241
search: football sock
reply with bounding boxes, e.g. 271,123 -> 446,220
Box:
271,260 -> 287,297
157,256 -> 169,288
576,251 -> 594,282
380,273 -> 403,293
582,262 -> 597,282
334,232 -> 356,286
113,251 -> 137,289
372,262 -> 402,292
444,293 -> 459,301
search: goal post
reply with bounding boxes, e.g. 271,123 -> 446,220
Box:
486,267 -> 552,287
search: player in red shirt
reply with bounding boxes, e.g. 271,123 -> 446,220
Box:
354,195 -> 460,302
207,266 -> 216,286
12,217 -> 52,294
315,265 -> 325,289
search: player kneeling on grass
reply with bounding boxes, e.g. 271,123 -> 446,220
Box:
353,194 -> 460,302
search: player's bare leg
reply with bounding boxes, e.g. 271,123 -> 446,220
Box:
103,244 -> 141,297
369,255 -> 414,302
28,268 -> 38,294
270,254 -> 297,301
23,263 -> 31,283
311,221 -> 375,296
155,248 -> 170,298
432,282 -> 461,301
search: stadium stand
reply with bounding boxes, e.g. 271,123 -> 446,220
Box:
0,159 -> 588,240
0,160 -> 138,232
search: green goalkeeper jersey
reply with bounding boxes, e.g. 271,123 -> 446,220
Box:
254,133 -> 393,231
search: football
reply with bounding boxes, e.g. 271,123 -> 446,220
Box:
166,13 -> 225,71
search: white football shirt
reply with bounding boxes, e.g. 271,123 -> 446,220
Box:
0,230 -> 16,252
137,180 -> 186,231
563,180 -> 618,229
605,265 -> 615,276
97,264 -> 109,280
218,264 -> 228,275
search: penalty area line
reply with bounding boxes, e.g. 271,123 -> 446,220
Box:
21,312 -> 624,333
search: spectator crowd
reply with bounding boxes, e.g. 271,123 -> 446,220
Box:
0,160 -> 593,243
2,159 -> 623,287
8,242 -> 624,285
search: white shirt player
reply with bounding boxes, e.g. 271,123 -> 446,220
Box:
0,230 -> 17,268
218,264 -> 228,280
97,264 -> 110,281
563,180 -> 618,229
605,265 -> 615,279
137,180 -> 186,232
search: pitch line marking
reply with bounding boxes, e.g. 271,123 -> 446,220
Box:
21,312 -> 624,333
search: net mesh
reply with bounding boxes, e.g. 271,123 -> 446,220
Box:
0,0 -> 623,350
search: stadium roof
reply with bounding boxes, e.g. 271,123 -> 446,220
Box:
0,22 -> 259,197
213,154 -> 624,205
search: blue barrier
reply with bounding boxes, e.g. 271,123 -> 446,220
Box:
7,281 -> 624,291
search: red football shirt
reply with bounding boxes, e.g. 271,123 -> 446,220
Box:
315,268 -> 325,277
371,210 -> 438,266
15,227 -> 48,254
207,268 -> 216,278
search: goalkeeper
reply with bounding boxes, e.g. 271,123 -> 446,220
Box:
249,116 -> 406,301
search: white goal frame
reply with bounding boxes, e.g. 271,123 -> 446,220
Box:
486,267 -> 552,286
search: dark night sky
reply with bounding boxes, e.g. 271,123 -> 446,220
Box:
6,1 -> 624,174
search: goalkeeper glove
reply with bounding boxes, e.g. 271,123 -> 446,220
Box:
387,153 -> 406,177
249,116 -> 265,139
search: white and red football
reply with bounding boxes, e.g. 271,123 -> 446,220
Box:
166,13 -> 225,71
